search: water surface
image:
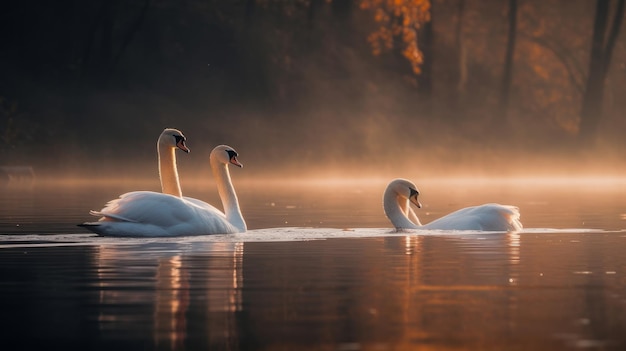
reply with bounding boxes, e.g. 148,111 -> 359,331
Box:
1,177 -> 625,350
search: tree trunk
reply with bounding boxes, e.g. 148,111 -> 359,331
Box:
602,0 -> 625,72
579,0 -> 624,144
418,6 -> 433,100
98,0 -> 116,80
80,1 -> 108,83
451,0 -> 466,117
111,0 -> 151,73
331,0 -> 353,22
331,0 -> 354,46
499,0 -> 517,118
455,0 -> 467,96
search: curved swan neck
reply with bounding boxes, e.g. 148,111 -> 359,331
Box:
211,159 -> 246,232
383,186 -> 420,229
158,142 -> 182,197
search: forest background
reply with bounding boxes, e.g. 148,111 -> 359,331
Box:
1,0 -> 625,179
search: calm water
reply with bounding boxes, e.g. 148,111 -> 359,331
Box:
1,177 -> 626,350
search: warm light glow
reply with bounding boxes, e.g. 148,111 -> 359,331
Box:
230,242 -> 244,310
168,255 -> 184,348
154,254 -> 188,350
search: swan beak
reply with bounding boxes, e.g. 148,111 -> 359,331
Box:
176,140 -> 190,153
230,157 -> 243,168
410,196 -> 422,209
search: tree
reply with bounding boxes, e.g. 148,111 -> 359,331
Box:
579,0 -> 625,144
111,0 -> 151,74
499,0 -> 518,118
80,0 -> 152,86
360,0 -> 431,76
417,0 -> 433,98
454,0 -> 467,97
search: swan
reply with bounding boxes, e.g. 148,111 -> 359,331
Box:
157,128 -> 225,211
158,128 -> 190,197
384,178 -> 522,232
79,145 -> 247,236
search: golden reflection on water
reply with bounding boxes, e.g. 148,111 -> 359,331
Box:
0,227 -> 623,349
236,234 -> 559,350
154,255 -> 188,350
94,242 -> 244,349
507,232 -> 521,287
2,175 -> 626,348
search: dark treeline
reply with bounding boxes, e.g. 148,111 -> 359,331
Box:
1,0 -> 625,178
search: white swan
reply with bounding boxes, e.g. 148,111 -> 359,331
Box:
158,128 -> 190,197
80,145 -> 247,236
384,178 -> 522,232
157,128 -> 228,212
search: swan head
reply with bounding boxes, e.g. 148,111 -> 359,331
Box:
160,128 -> 190,153
211,145 -> 243,168
388,178 -> 422,208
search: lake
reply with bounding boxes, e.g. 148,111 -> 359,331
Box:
1,176 -> 625,350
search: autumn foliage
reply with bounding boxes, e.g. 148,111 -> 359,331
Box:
360,0 -> 431,74
2,0 -> 626,172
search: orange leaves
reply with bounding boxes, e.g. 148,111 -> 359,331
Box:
374,8 -> 389,22
360,0 -> 431,75
361,0 -> 431,28
400,26 -> 422,74
367,28 -> 391,56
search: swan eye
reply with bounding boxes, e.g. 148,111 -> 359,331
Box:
409,188 -> 419,197
174,135 -> 185,143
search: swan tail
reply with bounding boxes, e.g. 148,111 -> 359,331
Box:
77,222 -> 104,235
78,221 -> 172,236
469,204 -> 523,232
500,205 -> 523,231
77,223 -> 99,228
89,209 -> 139,223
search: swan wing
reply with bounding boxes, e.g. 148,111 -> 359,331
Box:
183,196 -> 223,213
91,191 -> 194,225
81,191 -> 240,236
423,204 -> 522,231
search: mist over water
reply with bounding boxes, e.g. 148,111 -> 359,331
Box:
1,1 -> 625,182
2,1 -> 626,347
2,173 -> 626,349
2,174 -> 626,235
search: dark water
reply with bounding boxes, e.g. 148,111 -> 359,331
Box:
1,177 -> 626,350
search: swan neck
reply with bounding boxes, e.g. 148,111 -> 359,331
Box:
383,187 -> 420,229
211,159 -> 246,232
158,143 -> 182,197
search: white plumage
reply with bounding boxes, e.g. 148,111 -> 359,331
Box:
80,145 -> 246,237
384,178 -> 522,232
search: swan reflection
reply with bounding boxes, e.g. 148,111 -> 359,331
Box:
154,255 -> 188,350
319,232 -> 520,347
94,241 -> 244,349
